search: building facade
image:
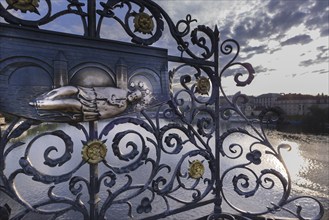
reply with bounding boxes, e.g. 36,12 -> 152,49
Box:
254,93 -> 282,108
240,93 -> 329,117
275,93 -> 329,116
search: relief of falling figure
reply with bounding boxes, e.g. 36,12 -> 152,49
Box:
30,82 -> 152,121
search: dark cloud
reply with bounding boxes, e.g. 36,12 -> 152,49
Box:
243,45 -> 268,54
305,0 -> 329,30
240,45 -> 268,59
321,28 -> 329,37
310,0 -> 329,13
312,69 -> 328,75
228,0 -> 311,46
267,0 -> 280,12
222,0 -> 327,52
299,47 -> 329,67
281,34 -> 312,46
300,59 -> 313,67
266,0 -> 328,33
157,0 -> 327,60
269,48 -> 281,54
266,0 -> 310,14
253,65 -> 276,74
299,50 -> 328,67
317,46 -> 328,52
231,13 -> 273,45
271,10 -> 306,33
316,46 -> 328,61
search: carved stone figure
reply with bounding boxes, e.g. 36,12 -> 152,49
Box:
29,85 -> 148,121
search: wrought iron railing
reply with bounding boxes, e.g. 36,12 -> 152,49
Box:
0,0 -> 324,219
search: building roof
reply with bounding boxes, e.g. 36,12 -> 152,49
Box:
277,93 -> 329,101
256,93 -> 282,98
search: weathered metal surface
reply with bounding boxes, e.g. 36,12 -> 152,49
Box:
133,12 -> 155,34
0,0 -> 324,220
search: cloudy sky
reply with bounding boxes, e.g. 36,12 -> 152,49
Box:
1,0 -> 328,96
154,0 -> 329,96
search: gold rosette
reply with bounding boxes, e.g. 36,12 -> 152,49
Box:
6,0 -> 40,14
196,76 -> 211,95
133,12 -> 154,35
82,140 -> 107,164
188,160 -> 205,179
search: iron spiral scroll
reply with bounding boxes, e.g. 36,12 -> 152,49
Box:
0,0 -> 325,219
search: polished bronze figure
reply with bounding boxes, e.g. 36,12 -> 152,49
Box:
30,85 -> 147,121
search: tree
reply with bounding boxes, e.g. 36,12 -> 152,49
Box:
302,105 -> 329,134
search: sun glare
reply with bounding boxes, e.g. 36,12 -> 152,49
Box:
279,141 -> 309,181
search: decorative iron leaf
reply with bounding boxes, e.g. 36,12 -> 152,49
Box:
43,130 -> 73,167
8,120 -> 41,140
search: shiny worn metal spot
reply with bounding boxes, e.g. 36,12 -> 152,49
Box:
82,140 -> 107,164
188,160 -> 205,179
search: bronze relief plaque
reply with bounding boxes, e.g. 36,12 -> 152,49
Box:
0,25 -> 169,122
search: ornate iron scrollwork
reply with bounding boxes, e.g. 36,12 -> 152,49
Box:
0,0 -> 88,29
0,0 -> 325,220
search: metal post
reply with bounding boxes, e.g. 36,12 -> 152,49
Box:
213,26 -> 222,219
87,0 -> 97,37
89,121 -> 100,220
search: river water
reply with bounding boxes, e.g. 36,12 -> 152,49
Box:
1,120 -> 328,219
